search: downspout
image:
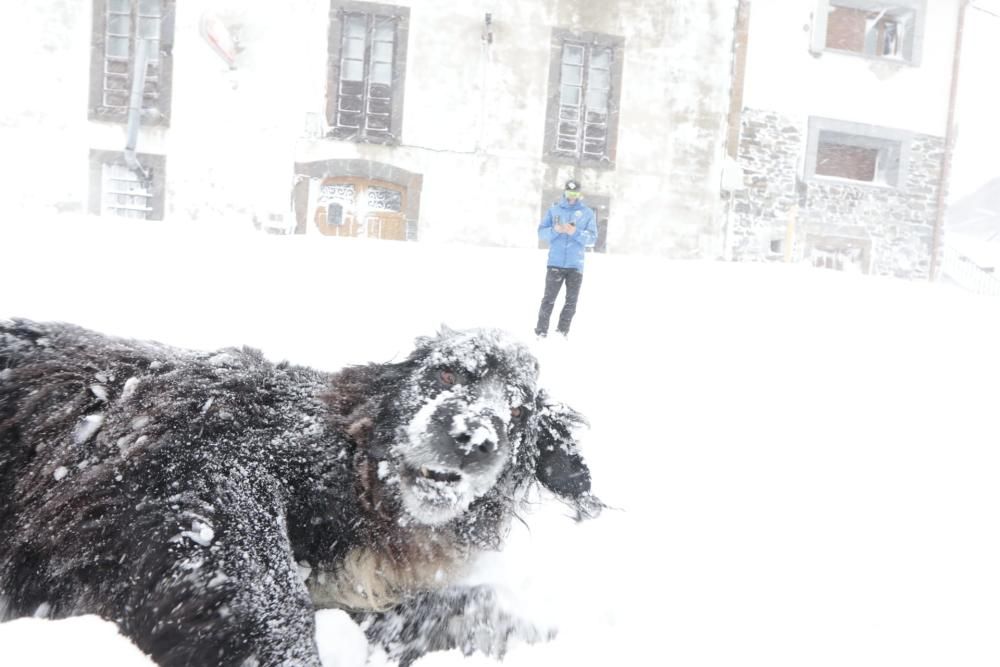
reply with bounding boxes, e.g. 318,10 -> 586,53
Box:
124,38 -> 150,180
722,0 -> 751,261
477,13 -> 494,154
929,0 -> 969,281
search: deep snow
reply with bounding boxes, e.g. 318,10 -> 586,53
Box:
1,216 -> 999,666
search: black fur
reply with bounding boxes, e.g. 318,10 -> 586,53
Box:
0,319 -> 599,666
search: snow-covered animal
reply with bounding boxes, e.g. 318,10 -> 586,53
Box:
0,319 -> 599,666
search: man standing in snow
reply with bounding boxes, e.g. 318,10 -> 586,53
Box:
534,179 -> 598,339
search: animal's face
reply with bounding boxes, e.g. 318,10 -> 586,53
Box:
388,329 -> 540,526
331,327 -> 597,531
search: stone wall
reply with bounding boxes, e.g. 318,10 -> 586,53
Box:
727,108 -> 945,279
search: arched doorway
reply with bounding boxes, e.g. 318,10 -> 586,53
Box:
313,177 -> 407,240
294,159 -> 422,239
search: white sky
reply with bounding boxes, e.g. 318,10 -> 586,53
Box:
951,0 -> 1000,200
1,217 -> 998,666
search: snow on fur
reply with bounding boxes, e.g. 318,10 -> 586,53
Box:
0,319 -> 599,667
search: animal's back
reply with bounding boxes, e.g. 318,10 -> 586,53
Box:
1,318 -> 188,497
0,319 -> 334,623
0,317 -> 329,473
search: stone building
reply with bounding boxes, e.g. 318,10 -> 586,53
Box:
0,0 -> 738,258
723,0 -> 965,279
1,1 -> 969,277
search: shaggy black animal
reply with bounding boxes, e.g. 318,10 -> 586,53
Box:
0,319 -> 600,666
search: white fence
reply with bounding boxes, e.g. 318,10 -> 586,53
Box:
942,248 -> 1000,296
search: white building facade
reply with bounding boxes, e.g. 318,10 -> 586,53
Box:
725,0 -> 964,279
1,0 -> 740,258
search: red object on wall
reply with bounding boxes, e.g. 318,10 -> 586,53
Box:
200,14 -> 239,69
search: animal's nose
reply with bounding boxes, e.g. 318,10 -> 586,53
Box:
452,415 -> 505,468
455,430 -> 496,454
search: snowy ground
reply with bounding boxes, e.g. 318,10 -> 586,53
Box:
1,216 -> 999,666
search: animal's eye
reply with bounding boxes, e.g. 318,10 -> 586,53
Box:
439,370 -> 457,386
510,406 -> 522,418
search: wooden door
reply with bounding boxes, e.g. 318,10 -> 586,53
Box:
313,177 -> 406,240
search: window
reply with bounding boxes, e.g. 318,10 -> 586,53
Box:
804,118 -> 911,189
89,149 -> 166,220
103,163 -> 152,218
812,0 -> 926,65
326,2 -> 410,144
806,236 -> 872,274
557,44 -> 611,158
817,134 -> 885,182
543,30 -> 625,168
89,0 -> 175,125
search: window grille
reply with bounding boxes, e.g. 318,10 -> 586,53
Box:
91,0 -> 172,123
102,162 -> 153,219
102,0 -> 162,112
367,185 -> 402,212
556,43 -> 613,161
332,12 -> 398,140
319,182 -> 357,206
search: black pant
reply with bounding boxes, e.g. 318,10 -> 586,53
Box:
535,267 -> 584,336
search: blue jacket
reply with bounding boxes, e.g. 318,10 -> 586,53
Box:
538,197 -> 598,271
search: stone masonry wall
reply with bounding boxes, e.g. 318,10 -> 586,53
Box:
728,108 -> 945,279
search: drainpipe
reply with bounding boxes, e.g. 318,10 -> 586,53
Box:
722,0 -> 751,261
929,0 -> 970,281
124,38 -> 150,180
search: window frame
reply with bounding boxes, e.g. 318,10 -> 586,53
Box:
325,1 -> 410,145
88,0 -> 175,126
88,149 -> 167,220
811,0 -> 927,66
542,28 -> 625,169
803,117 -> 913,190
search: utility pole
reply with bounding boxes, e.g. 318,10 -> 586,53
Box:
929,0 -> 971,281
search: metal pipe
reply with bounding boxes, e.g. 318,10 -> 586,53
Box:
722,0 -> 751,261
124,38 -> 150,180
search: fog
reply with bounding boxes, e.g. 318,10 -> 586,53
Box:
1,2 -> 999,666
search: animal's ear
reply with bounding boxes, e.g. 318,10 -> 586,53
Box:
536,437 -> 591,496
325,361 -> 410,452
534,391 -> 602,518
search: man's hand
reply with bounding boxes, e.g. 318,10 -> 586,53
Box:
554,222 -> 575,234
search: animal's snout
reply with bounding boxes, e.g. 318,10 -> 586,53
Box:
435,410 -> 508,474
454,430 -> 494,454
442,410 -> 508,472
454,415 -> 500,453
